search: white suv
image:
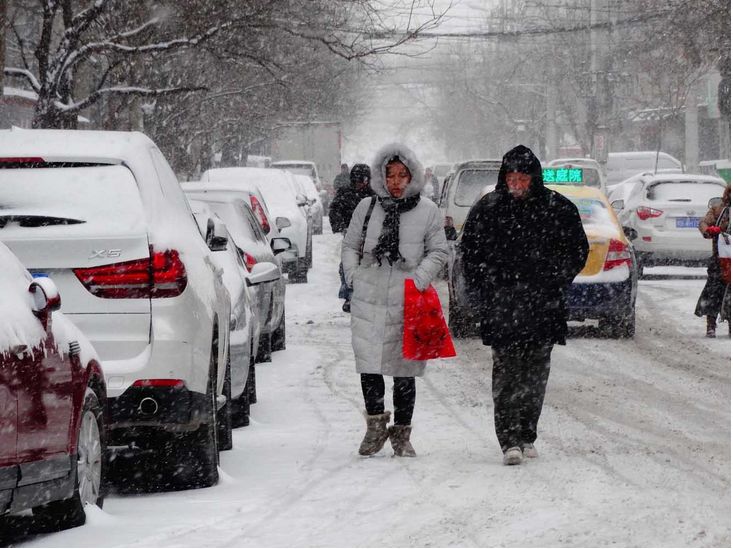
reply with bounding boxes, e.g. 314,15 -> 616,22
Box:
0,128 -> 232,488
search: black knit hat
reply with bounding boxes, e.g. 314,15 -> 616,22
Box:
350,163 -> 371,185
502,144 -> 539,174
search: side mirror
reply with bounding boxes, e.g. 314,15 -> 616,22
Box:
276,217 -> 292,230
271,237 -> 292,255
445,226 -> 458,241
296,194 -> 309,207
709,196 -> 723,209
29,277 -> 61,329
623,226 -> 638,241
246,262 -> 281,286
207,219 -> 229,252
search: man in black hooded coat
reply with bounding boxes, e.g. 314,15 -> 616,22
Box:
460,144 -> 588,465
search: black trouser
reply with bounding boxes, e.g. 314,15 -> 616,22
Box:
360,374 -> 416,426
491,343 -> 553,451
695,256 -> 726,318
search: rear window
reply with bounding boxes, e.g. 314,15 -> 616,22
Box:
0,165 -> 146,236
568,197 -> 615,227
454,169 -> 499,206
204,201 -> 258,242
646,182 -> 724,202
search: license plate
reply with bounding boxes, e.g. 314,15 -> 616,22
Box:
675,217 -> 701,228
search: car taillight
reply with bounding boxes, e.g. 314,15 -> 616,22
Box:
636,206 -> 663,220
238,248 -> 257,272
603,239 -> 632,271
250,195 -> 271,234
133,379 -> 186,388
0,157 -> 45,163
74,248 -> 187,298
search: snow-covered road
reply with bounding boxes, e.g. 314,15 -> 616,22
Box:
8,228 -> 731,547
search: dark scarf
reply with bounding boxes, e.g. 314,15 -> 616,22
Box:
372,194 -> 421,266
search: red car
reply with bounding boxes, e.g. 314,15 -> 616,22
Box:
0,241 -> 107,530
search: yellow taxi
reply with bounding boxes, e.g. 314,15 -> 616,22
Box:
547,184 -> 638,338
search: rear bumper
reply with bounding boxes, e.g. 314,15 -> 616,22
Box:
107,384 -> 209,443
566,279 -> 634,321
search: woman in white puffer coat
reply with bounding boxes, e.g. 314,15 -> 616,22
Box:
342,143 -> 449,457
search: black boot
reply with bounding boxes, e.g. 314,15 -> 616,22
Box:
706,316 -> 717,338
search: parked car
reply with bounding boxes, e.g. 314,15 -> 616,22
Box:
270,160 -> 333,214
0,241 -> 107,529
294,173 -> 325,235
0,128 -> 232,489
606,151 -> 683,189
183,183 -> 289,362
200,169 -> 279,241
608,172 -> 727,273
549,185 -> 638,337
546,158 -> 607,194
187,200 -> 283,429
439,159 -> 502,236
285,171 -> 317,249
201,167 -> 312,283
448,185 -> 638,339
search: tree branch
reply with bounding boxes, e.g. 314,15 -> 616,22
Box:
4,67 -> 41,92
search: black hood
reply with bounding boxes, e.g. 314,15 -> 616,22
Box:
495,144 -> 544,197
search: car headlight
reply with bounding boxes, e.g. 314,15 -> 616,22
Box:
276,217 -> 291,230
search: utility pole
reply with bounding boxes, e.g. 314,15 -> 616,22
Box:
590,0 -> 608,164
0,0 -> 6,129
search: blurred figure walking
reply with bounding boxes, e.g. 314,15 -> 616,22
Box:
695,184 -> 731,337
329,164 -> 373,312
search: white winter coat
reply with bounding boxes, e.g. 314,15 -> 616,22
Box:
342,143 -> 449,377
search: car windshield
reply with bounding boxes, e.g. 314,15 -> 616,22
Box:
454,169 -> 499,206
568,197 -> 615,227
646,182 -> 724,203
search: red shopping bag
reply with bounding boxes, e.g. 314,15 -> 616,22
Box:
403,279 -> 456,360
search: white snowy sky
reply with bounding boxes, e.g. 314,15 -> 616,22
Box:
343,0 -> 497,167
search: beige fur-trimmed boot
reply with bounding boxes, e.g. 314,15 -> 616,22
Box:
388,425 -> 416,457
358,411 -> 391,456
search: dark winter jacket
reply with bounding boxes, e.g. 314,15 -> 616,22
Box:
460,145 -> 589,347
329,180 -> 374,234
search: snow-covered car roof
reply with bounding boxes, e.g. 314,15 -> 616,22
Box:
0,127 -> 156,164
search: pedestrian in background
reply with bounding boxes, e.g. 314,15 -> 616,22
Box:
342,144 -> 448,457
329,163 -> 373,312
333,163 -> 351,192
695,183 -> 731,337
460,144 -> 588,466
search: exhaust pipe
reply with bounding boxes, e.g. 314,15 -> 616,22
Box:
139,397 -> 159,416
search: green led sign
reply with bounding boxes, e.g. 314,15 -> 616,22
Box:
543,167 -> 583,184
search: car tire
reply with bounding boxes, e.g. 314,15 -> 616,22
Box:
231,360 -> 252,428
256,330 -> 272,363
599,310 -> 636,339
448,293 -> 477,339
247,362 -> 257,404
291,258 -> 308,283
167,348 -> 219,489
33,388 -> 105,530
217,357 -> 233,452
271,310 -> 286,352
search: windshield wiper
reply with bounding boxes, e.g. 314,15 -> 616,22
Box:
0,215 -> 86,228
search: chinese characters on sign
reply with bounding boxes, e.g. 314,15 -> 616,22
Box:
542,168 -> 583,184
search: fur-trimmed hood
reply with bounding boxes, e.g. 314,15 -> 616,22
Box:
370,143 -> 425,198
